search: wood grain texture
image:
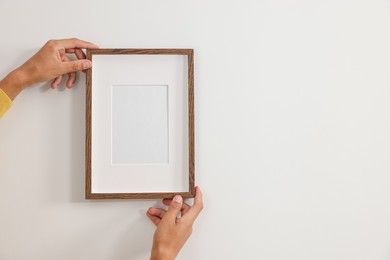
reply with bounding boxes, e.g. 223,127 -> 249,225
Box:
85,50 -> 93,199
86,192 -> 194,200
188,50 -> 195,197
88,49 -> 193,56
85,49 -> 195,199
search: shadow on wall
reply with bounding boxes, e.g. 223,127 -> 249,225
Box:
69,74 -> 86,203
107,209 -> 154,260
66,208 -> 153,259
39,74 -> 86,203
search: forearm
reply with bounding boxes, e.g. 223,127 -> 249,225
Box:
147,188 -> 203,260
150,247 -> 176,260
0,68 -> 29,101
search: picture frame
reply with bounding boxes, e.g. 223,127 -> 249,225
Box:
85,49 -> 195,199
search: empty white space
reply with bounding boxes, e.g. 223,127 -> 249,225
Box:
91,54 -> 188,193
111,85 -> 169,165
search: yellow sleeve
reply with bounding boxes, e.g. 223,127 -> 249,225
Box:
0,88 -> 13,118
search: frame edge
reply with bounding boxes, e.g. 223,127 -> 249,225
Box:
85,49 -> 196,199
85,49 -> 93,199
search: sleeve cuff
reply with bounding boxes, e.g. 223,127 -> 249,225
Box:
0,88 -> 13,118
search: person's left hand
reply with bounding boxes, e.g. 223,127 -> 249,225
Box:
147,187 -> 203,260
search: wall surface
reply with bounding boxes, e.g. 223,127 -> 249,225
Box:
1,0 -> 390,259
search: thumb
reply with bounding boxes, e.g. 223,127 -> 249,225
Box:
61,59 -> 92,74
164,195 -> 183,222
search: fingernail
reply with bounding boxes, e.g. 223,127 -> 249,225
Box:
83,60 -> 92,69
173,195 -> 182,204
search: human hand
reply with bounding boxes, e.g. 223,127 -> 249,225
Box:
147,187 -> 203,260
17,38 -> 98,89
0,38 -> 98,100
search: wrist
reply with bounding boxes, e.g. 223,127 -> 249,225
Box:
150,246 -> 176,260
0,68 -> 29,100
9,67 -> 31,90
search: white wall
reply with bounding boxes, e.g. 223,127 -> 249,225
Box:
1,0 -> 390,259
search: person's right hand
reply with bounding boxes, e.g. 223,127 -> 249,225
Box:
17,38 -> 98,89
0,38 -> 98,101
147,187 -> 203,260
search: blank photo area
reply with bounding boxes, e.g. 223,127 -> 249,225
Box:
111,85 -> 169,165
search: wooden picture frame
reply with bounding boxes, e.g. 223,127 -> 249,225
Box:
86,49 -> 195,199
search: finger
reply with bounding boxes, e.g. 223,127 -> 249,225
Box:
59,48 -> 66,61
65,48 -> 88,73
57,38 -> 99,50
182,187 -> 203,223
163,199 -> 191,214
65,48 -> 76,53
181,202 -> 192,215
147,207 -> 166,219
163,195 -> 183,223
75,49 -> 86,59
62,55 -> 77,89
66,72 -> 76,89
146,211 -> 161,226
162,199 -> 172,206
65,48 -> 86,59
74,49 -> 88,73
51,75 -> 62,89
61,59 -> 92,74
